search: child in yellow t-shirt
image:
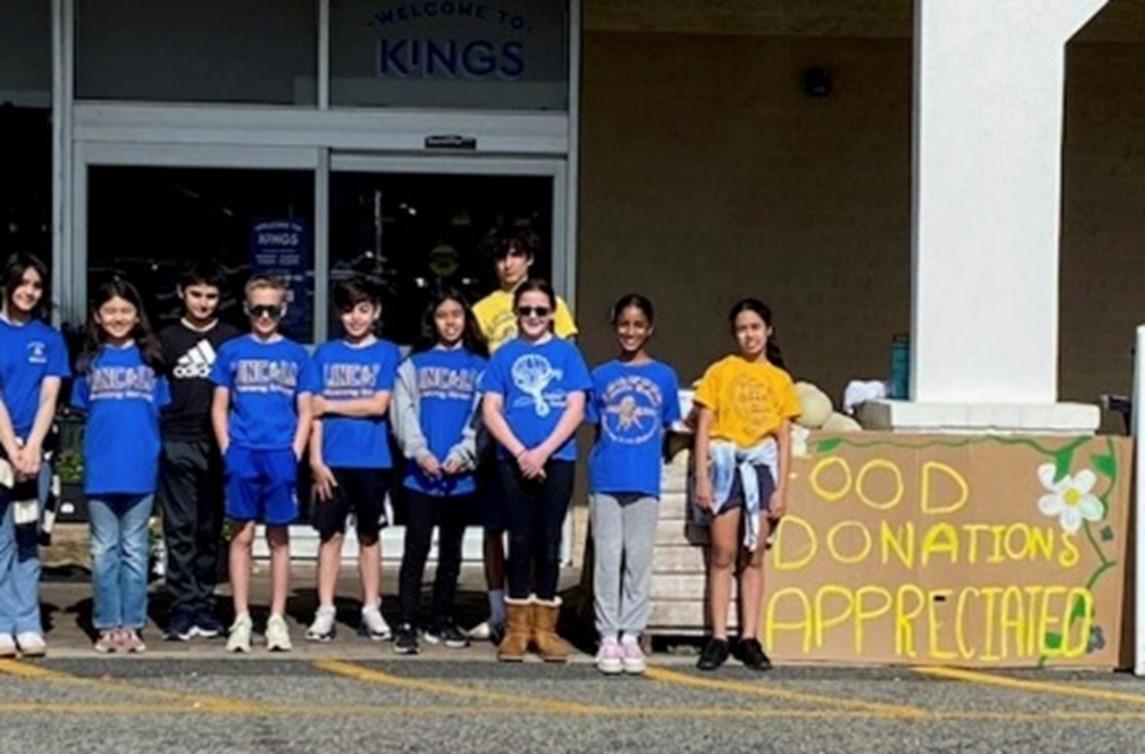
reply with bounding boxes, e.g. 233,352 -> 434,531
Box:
468,227 -> 578,643
691,298 -> 800,673
473,228 -> 577,354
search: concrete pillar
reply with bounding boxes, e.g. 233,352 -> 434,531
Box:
862,0 -> 1108,432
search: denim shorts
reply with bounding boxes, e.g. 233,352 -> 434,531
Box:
716,464 -> 776,516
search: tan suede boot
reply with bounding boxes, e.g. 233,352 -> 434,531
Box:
531,597 -> 570,663
497,598 -> 532,662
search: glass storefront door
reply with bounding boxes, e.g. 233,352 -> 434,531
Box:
73,148 -> 570,562
327,155 -> 569,563
329,168 -> 556,345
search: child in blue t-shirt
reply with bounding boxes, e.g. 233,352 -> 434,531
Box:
70,279 -> 171,655
587,295 -> 680,676
302,277 -> 400,644
479,279 -> 591,663
391,289 -> 488,654
0,252 -> 70,658
210,276 -> 313,653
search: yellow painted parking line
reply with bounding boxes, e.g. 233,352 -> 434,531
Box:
645,666 -> 928,719
0,659 -> 269,714
916,666 -> 1145,707
313,659 -> 609,715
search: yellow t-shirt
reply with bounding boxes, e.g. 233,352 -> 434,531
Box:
693,355 -> 801,447
473,289 -> 578,353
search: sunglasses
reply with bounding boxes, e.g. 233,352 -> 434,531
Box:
517,306 -> 551,318
246,304 -> 284,320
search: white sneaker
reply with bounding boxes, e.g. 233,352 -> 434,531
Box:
225,614 -> 253,653
359,604 -> 391,641
596,638 -> 624,675
15,632 -> 46,658
306,606 -> 337,642
467,619 -> 504,644
621,638 -> 647,675
0,634 -> 16,658
265,614 -> 293,652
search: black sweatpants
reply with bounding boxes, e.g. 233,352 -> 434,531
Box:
398,490 -> 472,627
497,460 -> 575,601
159,439 -> 224,616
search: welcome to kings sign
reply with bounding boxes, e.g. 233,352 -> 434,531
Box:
333,1 -> 568,109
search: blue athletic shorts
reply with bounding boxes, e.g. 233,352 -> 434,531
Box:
224,446 -> 298,525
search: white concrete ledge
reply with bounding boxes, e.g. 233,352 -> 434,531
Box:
855,400 -> 1101,435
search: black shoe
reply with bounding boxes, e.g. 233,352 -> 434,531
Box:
393,623 -> 419,655
697,638 -> 729,671
193,609 -> 225,639
737,638 -> 773,672
424,619 -> 470,649
165,610 -> 195,641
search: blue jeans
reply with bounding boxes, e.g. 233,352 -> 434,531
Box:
89,494 -> 154,631
0,464 -> 51,635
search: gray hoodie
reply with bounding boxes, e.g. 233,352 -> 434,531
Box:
391,357 -> 487,471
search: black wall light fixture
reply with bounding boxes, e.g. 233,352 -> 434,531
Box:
802,66 -> 832,98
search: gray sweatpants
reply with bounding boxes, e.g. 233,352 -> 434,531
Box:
590,493 -> 659,638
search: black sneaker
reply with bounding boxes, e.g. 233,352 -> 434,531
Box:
165,610 -> 195,641
424,619 -> 470,649
193,609 -> 225,639
737,638 -> 773,672
696,638 -> 729,671
393,623 -> 419,655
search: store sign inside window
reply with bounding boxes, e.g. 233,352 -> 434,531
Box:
371,2 -> 542,80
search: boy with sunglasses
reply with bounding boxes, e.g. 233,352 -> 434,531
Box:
210,276 -> 313,652
469,227 -> 577,643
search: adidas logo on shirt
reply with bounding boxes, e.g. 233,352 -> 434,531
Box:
173,339 -> 218,379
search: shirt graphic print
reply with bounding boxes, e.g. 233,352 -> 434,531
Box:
511,352 -> 564,417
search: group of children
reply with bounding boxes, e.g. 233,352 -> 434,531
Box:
0,230 -> 801,675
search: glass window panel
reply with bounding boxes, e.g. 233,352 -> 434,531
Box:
328,171 -> 553,344
76,0 -> 318,105
331,0 -> 568,109
87,167 -> 316,341
0,0 -> 51,107
0,2 -> 52,272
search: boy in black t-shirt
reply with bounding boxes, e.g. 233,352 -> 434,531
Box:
159,262 -> 240,640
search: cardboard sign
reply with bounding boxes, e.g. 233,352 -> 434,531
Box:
764,431 -> 1131,667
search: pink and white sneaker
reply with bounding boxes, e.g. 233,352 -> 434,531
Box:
621,638 -> 647,675
595,638 -> 624,675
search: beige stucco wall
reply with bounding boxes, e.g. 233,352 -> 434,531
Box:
577,32 -> 913,398
1060,40 -> 1145,427
577,28 -> 1145,424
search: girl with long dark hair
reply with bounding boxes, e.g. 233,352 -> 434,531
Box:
71,278 -> 170,653
391,288 -> 488,654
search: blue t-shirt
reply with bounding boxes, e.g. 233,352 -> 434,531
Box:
0,318 -> 70,438
479,337 -> 591,463
587,360 -> 681,498
303,338 -> 400,469
209,335 -> 311,450
403,347 -> 487,497
70,345 -> 171,495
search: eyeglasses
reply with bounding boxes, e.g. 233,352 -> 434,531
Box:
517,306 -> 551,318
246,304 -> 284,320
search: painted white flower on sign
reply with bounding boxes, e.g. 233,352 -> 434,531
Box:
1037,464 -> 1103,534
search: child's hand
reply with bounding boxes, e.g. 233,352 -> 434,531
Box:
14,445 -> 40,477
769,489 -> 787,519
418,454 -> 443,478
441,458 -> 462,475
694,476 -> 714,512
311,462 -> 337,502
517,449 -> 547,480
